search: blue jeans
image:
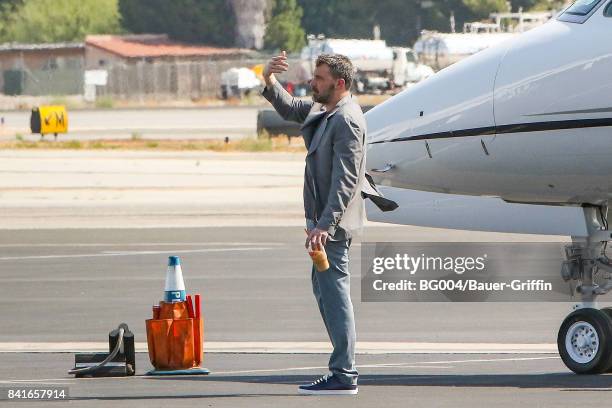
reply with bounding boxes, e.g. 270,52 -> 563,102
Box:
307,220 -> 358,385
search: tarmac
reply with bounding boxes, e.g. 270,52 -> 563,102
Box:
0,107 -> 260,140
1,150 -> 611,407
4,352 -> 612,407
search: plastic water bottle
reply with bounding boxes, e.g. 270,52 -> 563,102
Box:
164,256 -> 186,302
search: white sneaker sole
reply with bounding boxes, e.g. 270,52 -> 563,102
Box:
298,388 -> 358,395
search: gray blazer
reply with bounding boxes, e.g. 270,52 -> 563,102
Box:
262,81 -> 368,238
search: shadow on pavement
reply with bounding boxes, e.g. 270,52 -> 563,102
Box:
69,393 -> 299,401
146,373 -> 612,389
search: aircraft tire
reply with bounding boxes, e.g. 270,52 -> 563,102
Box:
599,307 -> 612,372
557,308 -> 612,374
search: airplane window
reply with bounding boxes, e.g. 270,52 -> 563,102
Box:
566,0 -> 601,15
605,1 -> 612,16
558,0 -> 606,22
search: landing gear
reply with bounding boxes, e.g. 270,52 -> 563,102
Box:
558,205 -> 612,374
557,308 -> 612,373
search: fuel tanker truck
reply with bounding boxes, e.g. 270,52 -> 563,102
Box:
299,36 -> 434,93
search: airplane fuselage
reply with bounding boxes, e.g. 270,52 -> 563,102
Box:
366,3 -> 612,205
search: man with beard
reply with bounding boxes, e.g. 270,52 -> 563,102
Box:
262,51 -> 365,395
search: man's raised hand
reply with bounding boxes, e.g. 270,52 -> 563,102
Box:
263,50 -> 289,86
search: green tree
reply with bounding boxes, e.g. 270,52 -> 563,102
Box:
0,0 -> 22,15
511,0 -> 539,10
119,0 -> 235,46
297,0 -> 516,45
0,0 -> 23,39
298,0 -> 441,46
425,0 -> 478,33
462,0 -> 509,17
1,0 -> 121,43
298,0 -> 374,40
264,0 -> 306,52
527,0 -> 566,11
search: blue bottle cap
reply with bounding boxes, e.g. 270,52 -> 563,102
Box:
168,256 -> 180,266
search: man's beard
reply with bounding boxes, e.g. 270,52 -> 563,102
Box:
312,84 -> 335,104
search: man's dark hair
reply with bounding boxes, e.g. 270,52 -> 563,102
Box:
315,54 -> 354,90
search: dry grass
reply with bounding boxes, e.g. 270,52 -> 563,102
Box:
0,136 -> 307,153
356,94 -> 393,106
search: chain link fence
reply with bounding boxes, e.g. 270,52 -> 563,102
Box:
97,58 -> 306,100
3,68 -> 83,96
1,57 -> 307,100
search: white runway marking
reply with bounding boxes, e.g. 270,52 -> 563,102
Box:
0,242 -> 285,248
208,356 -> 558,375
0,342 -> 558,354
0,355 -> 559,384
358,356 -> 559,367
0,247 -> 276,261
212,365 -> 455,375
0,357 -> 556,383
0,379 -> 74,385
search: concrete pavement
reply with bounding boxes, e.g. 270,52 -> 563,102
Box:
0,107 -> 260,141
1,149 -> 610,407
0,226 -> 586,345
1,352 -> 611,407
0,150 -> 304,229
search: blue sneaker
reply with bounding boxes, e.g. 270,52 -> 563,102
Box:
298,373 -> 358,395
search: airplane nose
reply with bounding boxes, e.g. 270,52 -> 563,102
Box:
365,40 -> 510,188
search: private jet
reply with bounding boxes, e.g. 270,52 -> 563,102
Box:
365,0 -> 612,374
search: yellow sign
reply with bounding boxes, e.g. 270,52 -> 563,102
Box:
251,64 -> 265,79
38,105 -> 68,134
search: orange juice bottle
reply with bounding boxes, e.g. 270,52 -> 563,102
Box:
309,243 -> 330,272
